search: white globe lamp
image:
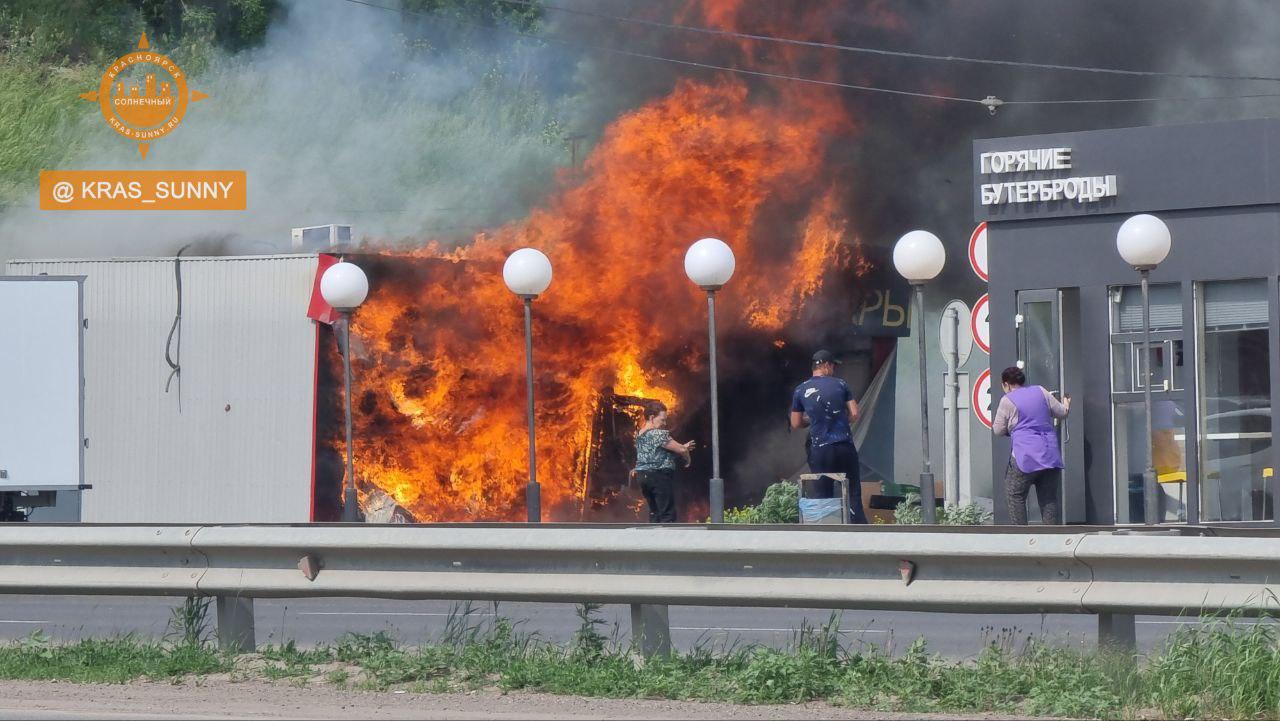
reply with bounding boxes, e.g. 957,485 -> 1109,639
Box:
893,230 -> 946,284
893,229 -> 946,523
321,259 -> 370,522
503,248 -> 553,298
504,247 -> 554,522
320,261 -> 369,310
683,236 -> 736,522
1116,214 -> 1171,269
684,237 -> 736,289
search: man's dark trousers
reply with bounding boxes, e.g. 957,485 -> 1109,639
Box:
807,441 -> 867,524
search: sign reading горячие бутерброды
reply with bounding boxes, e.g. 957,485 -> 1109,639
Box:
979,147 -> 1117,206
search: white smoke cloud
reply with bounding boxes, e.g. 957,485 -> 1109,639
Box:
0,0 -> 571,265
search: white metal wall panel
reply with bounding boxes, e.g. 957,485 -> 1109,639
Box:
5,256 -> 318,523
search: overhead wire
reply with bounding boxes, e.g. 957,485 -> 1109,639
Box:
341,0 -> 982,105
496,0 -> 1280,85
339,0 -> 1280,109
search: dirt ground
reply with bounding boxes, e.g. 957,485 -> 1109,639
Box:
0,679 -> 1045,720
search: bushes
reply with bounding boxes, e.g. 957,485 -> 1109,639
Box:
723,481 -> 799,524
893,492 -> 992,525
726,483 -> 992,526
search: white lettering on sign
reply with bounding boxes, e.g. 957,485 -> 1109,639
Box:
980,175 -> 1117,206
979,148 -> 1072,175
978,145 -> 1119,207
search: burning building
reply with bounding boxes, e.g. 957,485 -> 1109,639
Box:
312,74 -> 883,522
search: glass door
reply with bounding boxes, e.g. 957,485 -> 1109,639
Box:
1109,283 -> 1188,523
1014,290 -> 1067,522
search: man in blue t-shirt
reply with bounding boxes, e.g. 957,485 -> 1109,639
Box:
790,349 -> 867,523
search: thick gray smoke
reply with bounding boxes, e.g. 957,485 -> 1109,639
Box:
555,0 -> 1280,259
0,0 -> 570,264
6,0 -> 1279,267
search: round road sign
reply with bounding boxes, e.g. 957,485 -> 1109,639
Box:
973,368 -> 993,429
969,222 -> 988,282
971,293 -> 990,355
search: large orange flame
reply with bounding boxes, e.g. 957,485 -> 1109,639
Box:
343,3 -> 873,522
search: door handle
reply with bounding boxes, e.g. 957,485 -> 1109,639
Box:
1048,390 -> 1069,443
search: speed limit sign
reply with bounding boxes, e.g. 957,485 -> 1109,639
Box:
973,368 -> 993,429
971,293 -> 990,355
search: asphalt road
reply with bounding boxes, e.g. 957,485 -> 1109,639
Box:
0,595 -> 1240,657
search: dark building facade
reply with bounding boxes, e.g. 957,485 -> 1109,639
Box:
978,118 -> 1280,526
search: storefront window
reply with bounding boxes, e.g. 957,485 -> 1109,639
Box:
1112,340 -> 1184,393
1113,401 -> 1188,523
1112,284 -> 1183,332
1110,283 -> 1186,522
1196,279 -> 1272,522
1110,284 -> 1184,392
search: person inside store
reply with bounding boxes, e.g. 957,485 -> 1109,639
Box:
993,366 -> 1071,525
632,401 -> 695,523
789,349 -> 868,523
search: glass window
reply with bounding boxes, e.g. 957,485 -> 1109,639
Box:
1021,300 -> 1059,389
1112,283 -> 1183,333
1197,279 -> 1272,522
1113,401 -> 1189,523
1112,340 -> 1185,393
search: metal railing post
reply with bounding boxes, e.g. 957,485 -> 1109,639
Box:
840,475 -> 851,524
216,596 -> 255,653
1097,612 -> 1136,654
630,603 -> 672,658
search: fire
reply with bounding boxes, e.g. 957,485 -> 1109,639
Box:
340,3 -> 869,522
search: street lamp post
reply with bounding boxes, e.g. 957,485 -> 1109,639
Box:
685,238 -> 736,524
1116,214 -> 1172,526
320,260 -> 370,523
503,248 -> 554,523
893,230 -> 947,524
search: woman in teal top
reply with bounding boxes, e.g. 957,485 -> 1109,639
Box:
634,402 -> 695,523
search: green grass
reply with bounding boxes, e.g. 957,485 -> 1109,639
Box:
0,50 -> 98,208
1144,616 -> 1280,719
0,631 -> 228,683
1,604 -> 1279,719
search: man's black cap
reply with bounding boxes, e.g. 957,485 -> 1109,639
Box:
812,349 -> 842,366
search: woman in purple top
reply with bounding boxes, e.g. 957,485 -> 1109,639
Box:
992,366 -> 1071,525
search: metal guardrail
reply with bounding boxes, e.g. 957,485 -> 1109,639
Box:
0,524 -> 1276,654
